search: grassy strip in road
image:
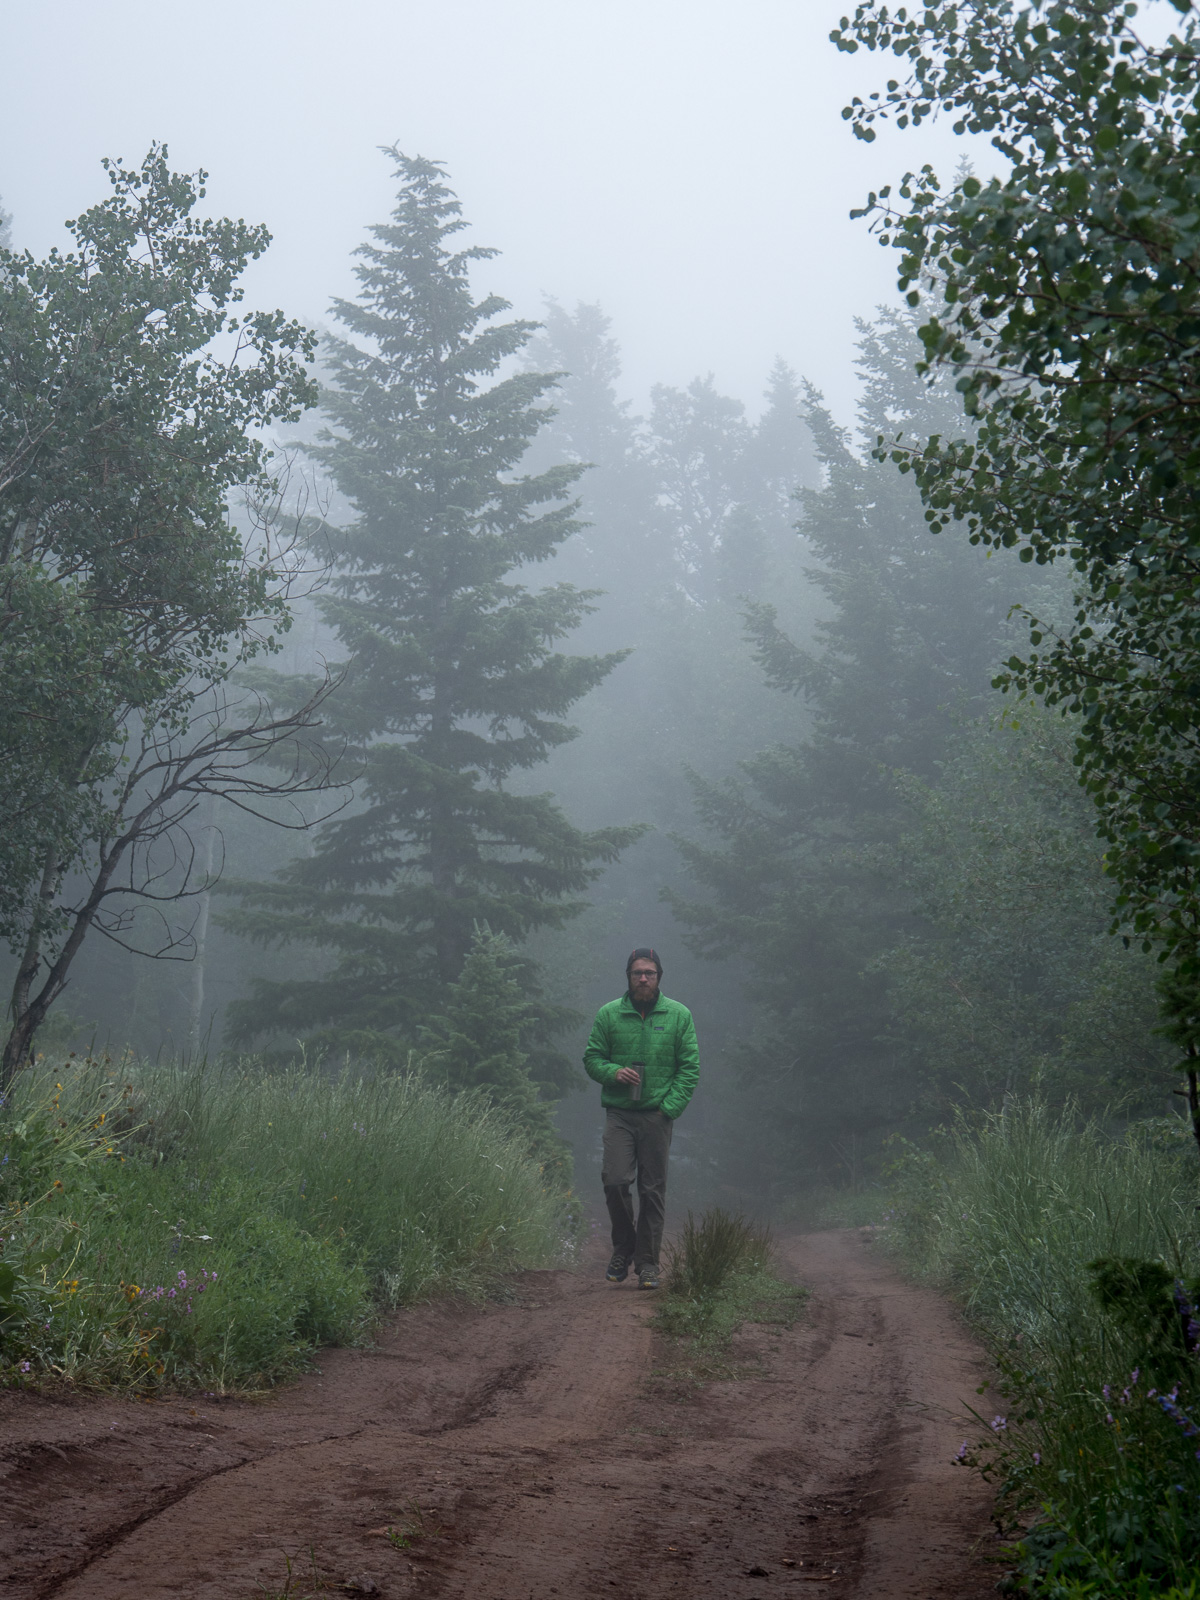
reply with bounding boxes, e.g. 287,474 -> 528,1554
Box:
886,1099 -> 1200,1598
0,1057 -> 573,1395
652,1207 -> 807,1377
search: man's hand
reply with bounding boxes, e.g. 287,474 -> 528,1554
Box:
613,1065 -> 641,1085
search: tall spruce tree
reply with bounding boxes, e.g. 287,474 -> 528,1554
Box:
225,154 -> 640,1078
667,309 -> 1029,1187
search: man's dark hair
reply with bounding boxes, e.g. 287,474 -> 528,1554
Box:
626,946 -> 663,977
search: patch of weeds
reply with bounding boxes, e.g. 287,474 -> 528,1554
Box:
651,1208 -> 808,1380
256,1547 -> 332,1598
384,1501 -> 444,1553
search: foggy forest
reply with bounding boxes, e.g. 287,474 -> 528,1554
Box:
6,2 -> 1200,1595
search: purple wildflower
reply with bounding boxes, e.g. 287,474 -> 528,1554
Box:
1158,1395 -> 1200,1439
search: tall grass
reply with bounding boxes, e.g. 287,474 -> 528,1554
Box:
666,1206 -> 772,1300
0,1056 -> 572,1394
887,1101 -> 1200,1595
656,1207 -> 804,1357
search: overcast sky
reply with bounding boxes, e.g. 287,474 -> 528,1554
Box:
1,0 -> 977,424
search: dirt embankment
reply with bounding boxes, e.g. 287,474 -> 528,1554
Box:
1,1231 -> 1001,1599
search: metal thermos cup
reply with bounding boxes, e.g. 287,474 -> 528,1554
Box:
630,1062 -> 644,1101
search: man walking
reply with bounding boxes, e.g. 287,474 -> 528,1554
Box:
583,947 -> 699,1289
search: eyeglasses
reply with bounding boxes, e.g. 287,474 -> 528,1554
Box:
630,971 -> 658,980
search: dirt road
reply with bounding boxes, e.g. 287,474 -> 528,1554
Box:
1,1231 -> 1001,1599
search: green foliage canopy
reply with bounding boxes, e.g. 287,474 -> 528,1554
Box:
833,0 -> 1200,964
0,148 -> 319,1080
879,708 -> 1172,1110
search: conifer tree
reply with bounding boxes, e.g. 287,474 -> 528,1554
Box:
668,309 -> 1028,1183
420,926 -> 555,1139
521,300 -> 667,599
225,154 -> 640,1076
739,360 -> 820,558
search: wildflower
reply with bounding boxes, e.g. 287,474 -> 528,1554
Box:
955,1441 -> 968,1460
990,1416 -> 1007,1432
20,1360 -> 30,1372
1158,1394 -> 1200,1438
1032,1453 -> 1041,1465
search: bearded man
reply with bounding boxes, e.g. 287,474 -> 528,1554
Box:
583,947 -> 699,1290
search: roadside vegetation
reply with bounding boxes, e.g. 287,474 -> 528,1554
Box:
888,1101 -> 1200,1597
0,1056 -> 571,1394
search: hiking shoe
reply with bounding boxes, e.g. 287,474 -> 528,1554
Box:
637,1268 -> 660,1291
605,1253 -> 631,1283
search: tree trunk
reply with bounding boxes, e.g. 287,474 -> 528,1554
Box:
1186,1058 -> 1200,1164
428,669 -> 463,985
187,796 -> 218,1055
1,845 -> 62,1090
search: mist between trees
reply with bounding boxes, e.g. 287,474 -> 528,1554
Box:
0,134 -> 1183,1206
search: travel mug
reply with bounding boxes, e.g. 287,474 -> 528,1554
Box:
630,1061 -> 644,1101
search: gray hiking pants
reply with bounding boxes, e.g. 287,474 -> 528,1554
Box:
602,1107 -> 674,1273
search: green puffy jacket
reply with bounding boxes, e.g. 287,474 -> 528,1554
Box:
583,992 -> 699,1120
